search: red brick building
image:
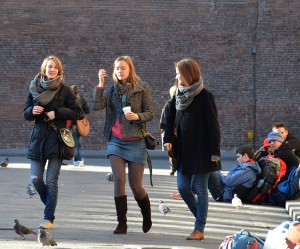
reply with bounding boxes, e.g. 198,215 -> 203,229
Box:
1,1 -> 299,151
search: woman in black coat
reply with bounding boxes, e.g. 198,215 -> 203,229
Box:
24,55 -> 83,230
164,58 -> 221,241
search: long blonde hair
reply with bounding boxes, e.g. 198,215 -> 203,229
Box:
40,55 -> 64,76
112,56 -> 141,89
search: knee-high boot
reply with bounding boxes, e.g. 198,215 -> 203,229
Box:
114,195 -> 127,234
135,193 -> 152,233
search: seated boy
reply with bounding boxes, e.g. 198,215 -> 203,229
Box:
208,146 -> 261,202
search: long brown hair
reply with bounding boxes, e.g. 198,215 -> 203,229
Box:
112,56 -> 141,89
175,58 -> 201,87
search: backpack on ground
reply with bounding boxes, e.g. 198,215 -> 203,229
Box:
267,165 -> 300,207
219,229 -> 265,249
245,156 -> 286,204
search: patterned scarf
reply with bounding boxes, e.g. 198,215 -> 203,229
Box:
29,73 -> 64,105
175,78 -> 204,111
114,82 -> 133,121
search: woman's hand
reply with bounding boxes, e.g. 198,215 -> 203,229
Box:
32,106 -> 44,115
124,111 -> 140,121
98,69 -> 106,87
45,111 -> 55,120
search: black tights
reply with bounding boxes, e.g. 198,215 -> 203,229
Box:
109,155 -> 146,200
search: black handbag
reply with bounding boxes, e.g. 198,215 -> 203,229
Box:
140,127 -> 159,150
58,128 -> 75,160
51,124 -> 75,160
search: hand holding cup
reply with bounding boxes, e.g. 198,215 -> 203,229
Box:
122,106 -> 131,114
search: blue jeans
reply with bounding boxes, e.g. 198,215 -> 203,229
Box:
30,157 -> 62,222
177,169 -> 210,232
72,125 -> 82,161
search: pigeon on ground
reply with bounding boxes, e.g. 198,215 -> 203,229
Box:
159,200 -> 171,215
38,228 -> 57,246
26,183 -> 37,198
13,219 -> 37,240
0,158 -> 9,167
105,172 -> 114,182
232,194 -> 243,211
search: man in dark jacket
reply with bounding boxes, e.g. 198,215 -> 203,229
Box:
272,122 -> 300,158
268,131 -> 300,171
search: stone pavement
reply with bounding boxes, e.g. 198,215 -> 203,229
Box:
0,153 -> 298,249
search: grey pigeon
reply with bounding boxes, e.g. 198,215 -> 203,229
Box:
13,219 -> 37,240
26,183 -> 37,198
0,158 -> 9,167
159,200 -> 171,215
38,229 -> 57,246
105,172 -> 114,182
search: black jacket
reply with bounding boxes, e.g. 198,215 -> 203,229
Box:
164,89 -> 221,175
274,142 -> 300,171
24,84 -> 83,161
79,94 -> 90,115
286,133 -> 300,158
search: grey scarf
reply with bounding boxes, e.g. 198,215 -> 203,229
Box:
29,73 -> 63,105
175,78 -> 204,111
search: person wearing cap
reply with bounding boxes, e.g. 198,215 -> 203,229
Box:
254,138 -> 273,161
268,131 -> 300,171
272,122 -> 300,158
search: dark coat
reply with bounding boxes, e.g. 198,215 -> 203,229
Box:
274,142 -> 300,171
24,84 -> 83,161
159,98 -> 173,132
164,88 -> 221,175
79,95 -> 90,115
286,133 -> 300,158
71,94 -> 90,126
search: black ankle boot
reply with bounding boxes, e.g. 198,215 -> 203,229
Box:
114,195 -> 127,234
135,193 -> 152,233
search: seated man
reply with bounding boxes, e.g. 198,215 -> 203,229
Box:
272,122 -> 300,158
268,131 -> 300,172
254,138 -> 273,161
208,146 -> 261,202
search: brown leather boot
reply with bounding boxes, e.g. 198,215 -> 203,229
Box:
135,193 -> 152,233
186,230 -> 204,240
113,195 -> 127,234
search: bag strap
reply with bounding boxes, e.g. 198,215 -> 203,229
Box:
140,126 -> 147,138
146,150 -> 153,187
239,229 -> 265,246
50,122 -> 59,132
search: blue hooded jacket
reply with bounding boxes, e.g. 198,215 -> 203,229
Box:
219,161 -> 261,202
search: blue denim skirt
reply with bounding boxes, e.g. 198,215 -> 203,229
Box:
107,136 -> 147,164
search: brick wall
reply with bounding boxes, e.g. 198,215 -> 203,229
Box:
1,0 -> 299,151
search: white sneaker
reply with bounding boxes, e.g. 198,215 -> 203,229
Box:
73,160 -> 79,167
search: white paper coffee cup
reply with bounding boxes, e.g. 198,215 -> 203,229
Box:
122,106 -> 131,114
